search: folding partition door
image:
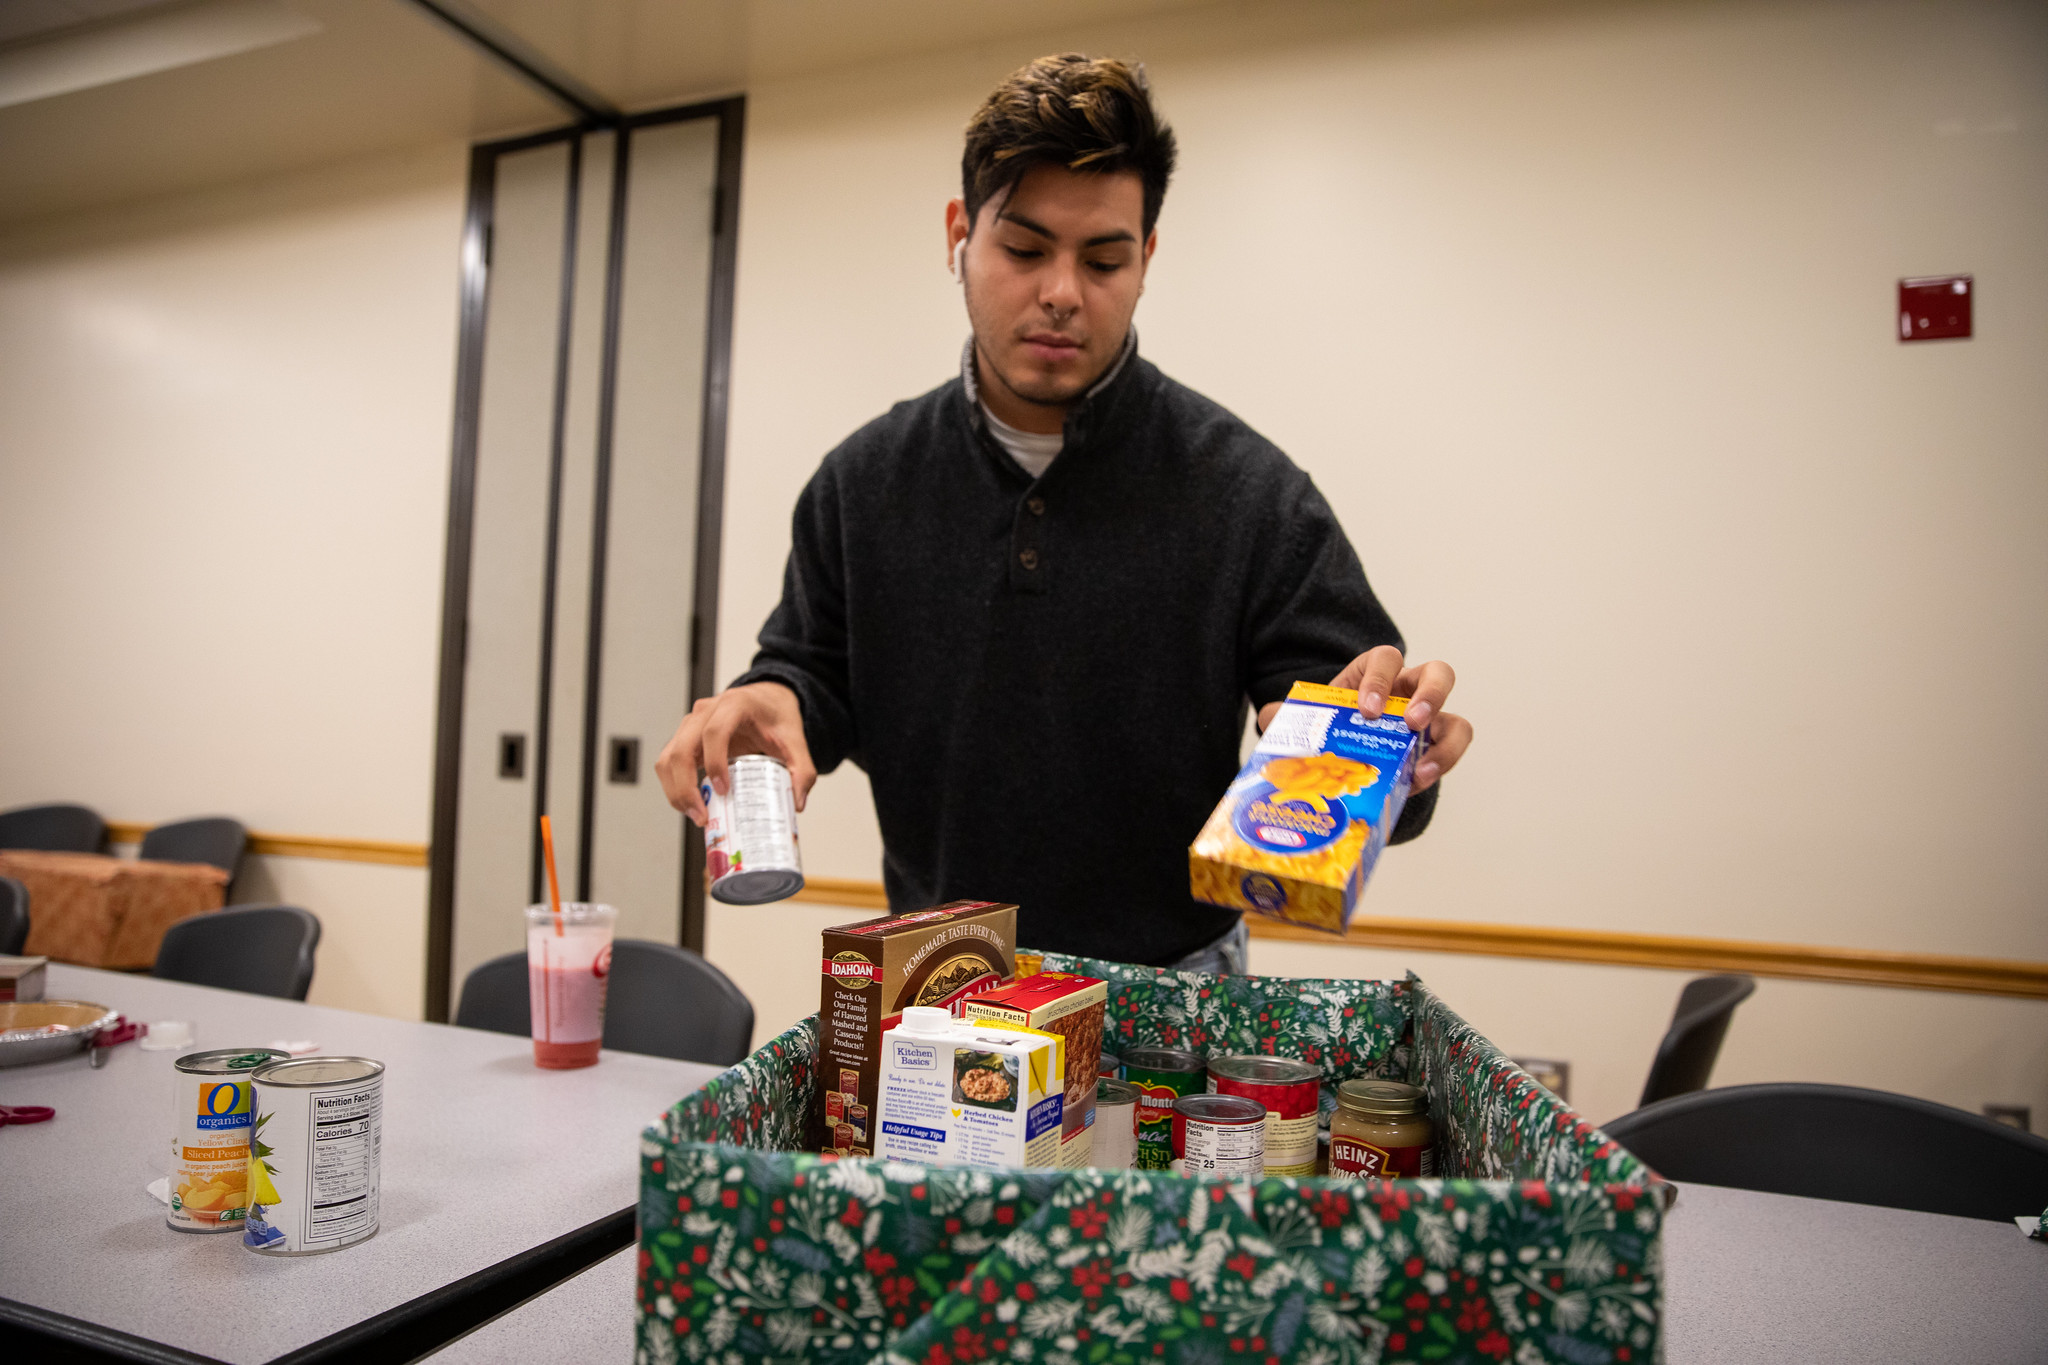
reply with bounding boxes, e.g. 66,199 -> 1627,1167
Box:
426,101 -> 741,1020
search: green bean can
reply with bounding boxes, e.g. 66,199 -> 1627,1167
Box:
1121,1046 -> 1205,1170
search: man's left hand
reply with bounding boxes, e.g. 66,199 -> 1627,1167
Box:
1257,646 -> 1472,793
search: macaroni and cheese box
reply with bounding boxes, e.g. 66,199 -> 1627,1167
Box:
1189,681 -> 1424,934
963,972 -> 1106,1167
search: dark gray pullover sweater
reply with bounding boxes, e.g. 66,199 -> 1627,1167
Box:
734,341 -> 1436,964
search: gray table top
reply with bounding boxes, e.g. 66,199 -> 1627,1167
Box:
0,966 -> 719,1364
1664,1181 -> 2047,1363
428,1180 -> 2048,1364
425,1246 -> 637,1362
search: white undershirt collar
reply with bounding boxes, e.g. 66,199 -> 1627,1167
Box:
978,403 -> 1063,478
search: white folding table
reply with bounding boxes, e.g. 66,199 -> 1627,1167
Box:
0,965 -> 718,1363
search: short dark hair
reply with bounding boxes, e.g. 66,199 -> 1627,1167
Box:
962,54 -> 1178,238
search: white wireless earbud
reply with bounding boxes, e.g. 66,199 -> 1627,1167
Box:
951,236 -> 967,283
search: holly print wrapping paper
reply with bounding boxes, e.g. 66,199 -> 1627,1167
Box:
639,959 -> 1665,1365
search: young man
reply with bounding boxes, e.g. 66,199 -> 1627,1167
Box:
658,55 -> 1471,971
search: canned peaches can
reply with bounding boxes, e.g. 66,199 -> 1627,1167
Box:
167,1048 -> 289,1233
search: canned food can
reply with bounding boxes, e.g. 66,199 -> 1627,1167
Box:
1097,1050 -> 1122,1079
1208,1055 -> 1321,1178
703,754 -> 805,904
242,1057 -> 384,1255
1094,1078 -> 1141,1169
168,1049 -> 289,1232
1171,1093 -> 1267,1178
1122,1046 -> 1205,1171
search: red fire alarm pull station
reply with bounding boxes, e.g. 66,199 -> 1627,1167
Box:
1899,275 -> 1972,341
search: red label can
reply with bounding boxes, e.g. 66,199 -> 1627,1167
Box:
1207,1055 -> 1320,1178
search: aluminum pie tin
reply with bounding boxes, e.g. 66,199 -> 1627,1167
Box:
0,1000 -> 120,1068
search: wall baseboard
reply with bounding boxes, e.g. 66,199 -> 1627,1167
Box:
788,877 -> 2048,1000
106,821 -> 429,868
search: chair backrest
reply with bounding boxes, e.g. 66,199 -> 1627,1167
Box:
0,803 -> 105,854
153,905 -> 321,1000
605,941 -> 755,1066
0,876 -> 27,955
1603,1082 -> 2048,1222
452,939 -> 755,1067
139,817 -> 248,882
454,951 -> 531,1036
1639,972 -> 1755,1106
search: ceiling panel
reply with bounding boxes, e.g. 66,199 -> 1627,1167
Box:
0,0 -> 1240,228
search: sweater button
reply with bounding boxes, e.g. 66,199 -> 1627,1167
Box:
1026,497 -> 1046,516
1019,549 -> 1040,570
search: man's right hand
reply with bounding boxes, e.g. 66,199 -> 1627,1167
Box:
655,681 -> 818,826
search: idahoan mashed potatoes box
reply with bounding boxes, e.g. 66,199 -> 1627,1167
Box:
1190,681 -> 1425,934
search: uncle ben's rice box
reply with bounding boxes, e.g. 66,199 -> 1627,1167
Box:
1189,681 -> 1425,935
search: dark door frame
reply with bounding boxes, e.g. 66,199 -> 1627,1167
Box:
424,96 -> 744,1022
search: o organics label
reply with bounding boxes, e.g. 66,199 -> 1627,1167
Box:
196,1082 -> 252,1132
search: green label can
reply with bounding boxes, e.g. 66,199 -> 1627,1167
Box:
1121,1047 -> 1205,1170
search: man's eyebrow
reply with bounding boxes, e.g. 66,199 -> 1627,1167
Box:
996,209 -> 1137,249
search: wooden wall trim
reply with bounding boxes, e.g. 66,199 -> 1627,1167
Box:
791,876 -> 891,911
106,822 -> 429,869
788,877 -> 2048,1000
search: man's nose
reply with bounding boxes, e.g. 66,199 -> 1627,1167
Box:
1040,257 -> 1083,319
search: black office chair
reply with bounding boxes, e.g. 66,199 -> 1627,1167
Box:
1603,1082 -> 2048,1223
0,803 -> 105,853
454,939 -> 756,1066
1639,973 -> 1755,1106
453,952 -> 530,1035
153,905 -> 321,1000
140,817 -> 247,890
0,877 -> 28,955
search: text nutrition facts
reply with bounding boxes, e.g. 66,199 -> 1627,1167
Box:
306,1083 -> 381,1245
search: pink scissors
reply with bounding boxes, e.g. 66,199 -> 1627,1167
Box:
89,1016 -> 146,1067
0,1104 -> 54,1125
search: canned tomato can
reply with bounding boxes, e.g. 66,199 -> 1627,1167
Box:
242,1057 -> 384,1255
1207,1055 -> 1321,1178
1122,1046 -> 1205,1171
703,754 -> 805,904
1171,1093 -> 1267,1178
1098,1050 -> 1122,1079
168,1048 -> 289,1232
1094,1078 -> 1141,1169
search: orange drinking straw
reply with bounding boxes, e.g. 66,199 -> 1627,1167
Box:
540,815 -> 564,937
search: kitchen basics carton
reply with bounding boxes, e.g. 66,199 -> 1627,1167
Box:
875,1007 -> 1063,1170
963,972 -> 1106,1167
1189,681 -> 1424,934
814,901 -> 1016,1152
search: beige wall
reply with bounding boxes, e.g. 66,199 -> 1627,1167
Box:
0,142 -> 466,1018
705,0 -> 2048,1121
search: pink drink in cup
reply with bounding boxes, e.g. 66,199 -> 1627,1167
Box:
524,902 -> 615,1069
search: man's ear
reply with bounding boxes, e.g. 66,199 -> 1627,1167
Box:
944,198 -> 971,272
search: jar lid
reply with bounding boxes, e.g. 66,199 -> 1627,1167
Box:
1337,1078 -> 1426,1116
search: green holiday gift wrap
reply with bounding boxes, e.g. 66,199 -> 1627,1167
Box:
635,957 -> 1667,1365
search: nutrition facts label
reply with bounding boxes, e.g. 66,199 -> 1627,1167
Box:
1178,1119 -> 1264,1176
306,1083 -> 381,1245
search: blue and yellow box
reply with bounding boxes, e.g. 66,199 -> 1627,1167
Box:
1189,680 -> 1423,933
